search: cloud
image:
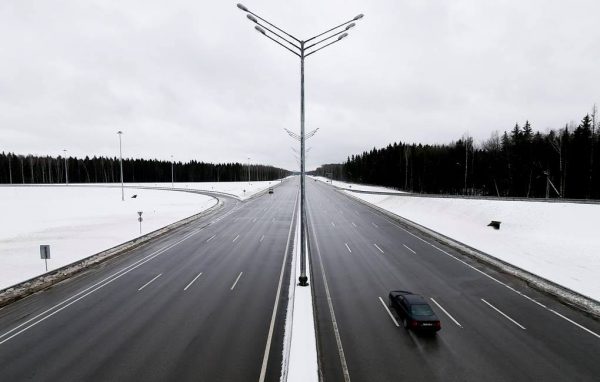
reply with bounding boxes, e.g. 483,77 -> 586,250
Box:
1,0 -> 599,170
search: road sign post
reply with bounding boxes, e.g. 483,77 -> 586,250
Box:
138,211 -> 143,235
40,245 -> 51,272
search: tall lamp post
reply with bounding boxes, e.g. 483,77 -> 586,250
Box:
237,4 -> 363,286
63,149 -> 68,185
171,155 -> 174,188
247,156 -> 251,183
117,131 -> 124,201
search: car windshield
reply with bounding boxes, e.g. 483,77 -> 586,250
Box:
411,304 -> 434,316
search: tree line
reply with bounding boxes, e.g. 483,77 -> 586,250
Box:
312,107 -> 600,199
0,154 -> 289,184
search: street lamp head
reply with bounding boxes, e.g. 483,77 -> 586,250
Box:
117,131 -> 122,135
345,23 -> 356,30
338,32 -> 348,41
247,14 -> 258,23
255,25 -> 266,35
353,14 -> 364,21
237,3 -> 249,12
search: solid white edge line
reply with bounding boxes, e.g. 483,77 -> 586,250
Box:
309,202 -> 352,382
430,298 -> 462,328
0,202 -> 243,345
260,235 -> 265,242
351,222 -> 357,228
378,297 -> 400,327
371,222 -> 378,228
481,298 -> 526,330
233,234 -> 240,243
0,224 -> 209,344
344,243 -> 352,253
258,188 -> 298,382
138,273 -> 162,291
548,308 -> 600,339
206,234 -> 216,242
403,244 -> 416,254
183,272 -> 203,291
331,221 -> 336,227
365,207 -> 600,339
230,272 -> 243,291
374,244 -> 384,254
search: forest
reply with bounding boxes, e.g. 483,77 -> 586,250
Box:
312,108 -> 600,199
0,154 -> 288,184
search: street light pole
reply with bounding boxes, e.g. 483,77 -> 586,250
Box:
63,149 -> 68,185
117,131 -> 124,201
237,4 -> 363,287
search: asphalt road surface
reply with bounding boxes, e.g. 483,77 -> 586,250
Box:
0,179 -> 298,381
2,177 -> 599,382
307,178 -> 600,382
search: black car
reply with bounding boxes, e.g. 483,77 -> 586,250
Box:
268,188 -> 274,194
388,290 -> 441,332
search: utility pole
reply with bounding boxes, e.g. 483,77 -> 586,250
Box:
237,3 -> 363,287
118,131 -> 124,201
247,157 -> 251,183
63,149 -> 69,185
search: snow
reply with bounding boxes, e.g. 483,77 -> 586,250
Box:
344,190 -> 600,301
286,195 -> 318,382
311,176 -> 405,194
0,180 -> 279,290
126,180 -> 284,200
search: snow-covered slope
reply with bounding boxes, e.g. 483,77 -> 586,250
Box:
345,190 -> 600,301
0,185 -> 218,289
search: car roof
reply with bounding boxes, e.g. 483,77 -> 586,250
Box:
404,294 -> 427,304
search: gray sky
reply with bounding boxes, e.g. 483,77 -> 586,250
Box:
1,0 -> 599,171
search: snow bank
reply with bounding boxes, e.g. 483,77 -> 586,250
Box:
345,191 -> 600,301
0,186 -> 217,289
312,176 -> 405,194
128,180 -> 283,200
286,193 -> 318,382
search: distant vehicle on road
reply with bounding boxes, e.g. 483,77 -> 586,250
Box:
388,290 -> 441,332
268,188 -> 274,194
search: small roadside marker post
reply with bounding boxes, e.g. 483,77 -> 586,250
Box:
40,245 -> 51,272
138,211 -> 143,235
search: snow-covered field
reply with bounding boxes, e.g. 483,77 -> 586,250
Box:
0,180 -> 279,290
311,176 -> 405,194
126,180 -> 283,200
344,191 -> 600,302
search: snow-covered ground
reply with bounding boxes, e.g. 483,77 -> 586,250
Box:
126,180 -> 283,200
0,180 -> 281,290
311,176 -> 405,194
343,190 -> 600,302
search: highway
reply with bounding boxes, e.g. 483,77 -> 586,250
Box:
307,179 -> 600,382
0,179 -> 298,381
1,176 -> 599,381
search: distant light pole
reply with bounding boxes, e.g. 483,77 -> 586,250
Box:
117,131 -> 124,201
237,3 -> 364,286
247,157 -> 251,183
171,155 -> 174,188
63,149 -> 69,185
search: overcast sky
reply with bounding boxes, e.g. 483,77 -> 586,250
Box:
1,0 -> 599,171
